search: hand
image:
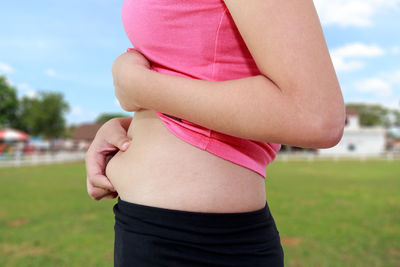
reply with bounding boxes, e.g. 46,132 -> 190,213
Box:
85,117 -> 132,201
112,48 -> 152,112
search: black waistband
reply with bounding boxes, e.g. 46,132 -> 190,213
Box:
114,198 -> 272,229
113,198 -> 279,246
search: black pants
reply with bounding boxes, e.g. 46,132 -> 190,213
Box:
114,198 -> 284,267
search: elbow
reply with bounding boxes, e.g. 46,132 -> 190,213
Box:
315,110 -> 346,149
306,86 -> 346,149
317,121 -> 345,148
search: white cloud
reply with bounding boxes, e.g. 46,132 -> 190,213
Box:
314,0 -> 400,27
330,43 -> 385,72
354,78 -> 392,97
44,68 -> 57,77
331,58 -> 365,72
26,90 -> 38,99
0,61 -> 14,74
4,76 -> 13,85
383,70 -> 400,85
332,43 -> 385,58
386,99 -> 400,111
350,69 -> 400,101
71,106 -> 84,116
391,46 -> 400,55
67,106 -> 100,124
17,83 -> 38,99
44,68 -> 72,80
315,1 -> 373,27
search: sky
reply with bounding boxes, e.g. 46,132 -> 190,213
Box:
1,0 -> 399,125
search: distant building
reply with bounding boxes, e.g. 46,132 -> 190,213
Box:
318,107 -> 386,156
72,123 -> 103,150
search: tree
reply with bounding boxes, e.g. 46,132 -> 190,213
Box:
95,112 -> 130,124
15,91 -> 69,138
391,109 -> 400,127
346,103 -> 391,127
15,96 -> 39,134
0,75 -> 18,128
63,124 -> 78,139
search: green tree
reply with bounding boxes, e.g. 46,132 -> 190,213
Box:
16,91 -> 69,138
391,109 -> 400,127
0,75 -> 18,128
95,112 -> 130,124
63,124 -> 78,139
15,96 -> 39,134
346,103 -> 390,127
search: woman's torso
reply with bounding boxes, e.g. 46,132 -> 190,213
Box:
105,0 -> 271,213
105,110 -> 266,213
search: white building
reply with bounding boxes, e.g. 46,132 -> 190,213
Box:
318,107 -> 387,157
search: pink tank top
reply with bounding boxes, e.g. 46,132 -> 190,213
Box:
121,0 -> 281,178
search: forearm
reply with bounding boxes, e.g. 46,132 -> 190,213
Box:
132,69 -> 344,148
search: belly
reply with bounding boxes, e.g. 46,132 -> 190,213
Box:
105,109 -> 266,213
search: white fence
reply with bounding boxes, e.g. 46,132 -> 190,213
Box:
1,151 -> 400,168
276,151 -> 400,162
0,151 -> 86,167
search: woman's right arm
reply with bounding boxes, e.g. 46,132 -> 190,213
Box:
114,0 -> 345,148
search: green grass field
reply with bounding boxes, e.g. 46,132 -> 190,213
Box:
0,160 -> 399,267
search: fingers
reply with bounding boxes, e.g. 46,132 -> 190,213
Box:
85,142 -> 119,189
108,136 -> 130,152
89,174 -> 115,191
85,149 -> 113,189
100,119 -> 132,152
85,117 -> 133,201
89,187 -> 118,201
103,192 -> 119,199
87,177 -> 118,201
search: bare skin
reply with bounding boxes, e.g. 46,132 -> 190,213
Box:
87,0 -> 345,212
105,109 -> 267,213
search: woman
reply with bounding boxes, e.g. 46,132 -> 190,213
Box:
86,0 -> 345,266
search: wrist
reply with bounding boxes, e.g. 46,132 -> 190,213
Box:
125,66 -> 153,109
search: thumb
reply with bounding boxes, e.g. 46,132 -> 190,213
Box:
115,137 -> 131,151
100,118 -> 133,152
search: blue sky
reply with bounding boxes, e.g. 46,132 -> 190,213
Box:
1,0 -> 399,125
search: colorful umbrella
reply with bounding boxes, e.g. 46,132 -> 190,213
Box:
0,128 -> 29,142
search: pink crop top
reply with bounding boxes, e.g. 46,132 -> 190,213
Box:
121,0 -> 281,178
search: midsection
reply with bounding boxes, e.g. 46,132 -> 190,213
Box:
105,109 -> 266,213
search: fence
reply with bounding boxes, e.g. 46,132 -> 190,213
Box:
0,151 -> 86,167
276,151 -> 400,162
1,150 -> 400,168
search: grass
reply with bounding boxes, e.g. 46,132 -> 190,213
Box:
0,159 -> 399,266
0,163 -> 115,267
266,159 -> 400,267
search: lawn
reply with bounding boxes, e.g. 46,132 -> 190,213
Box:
0,159 -> 399,266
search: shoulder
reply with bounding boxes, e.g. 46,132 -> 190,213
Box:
222,0 -> 338,96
